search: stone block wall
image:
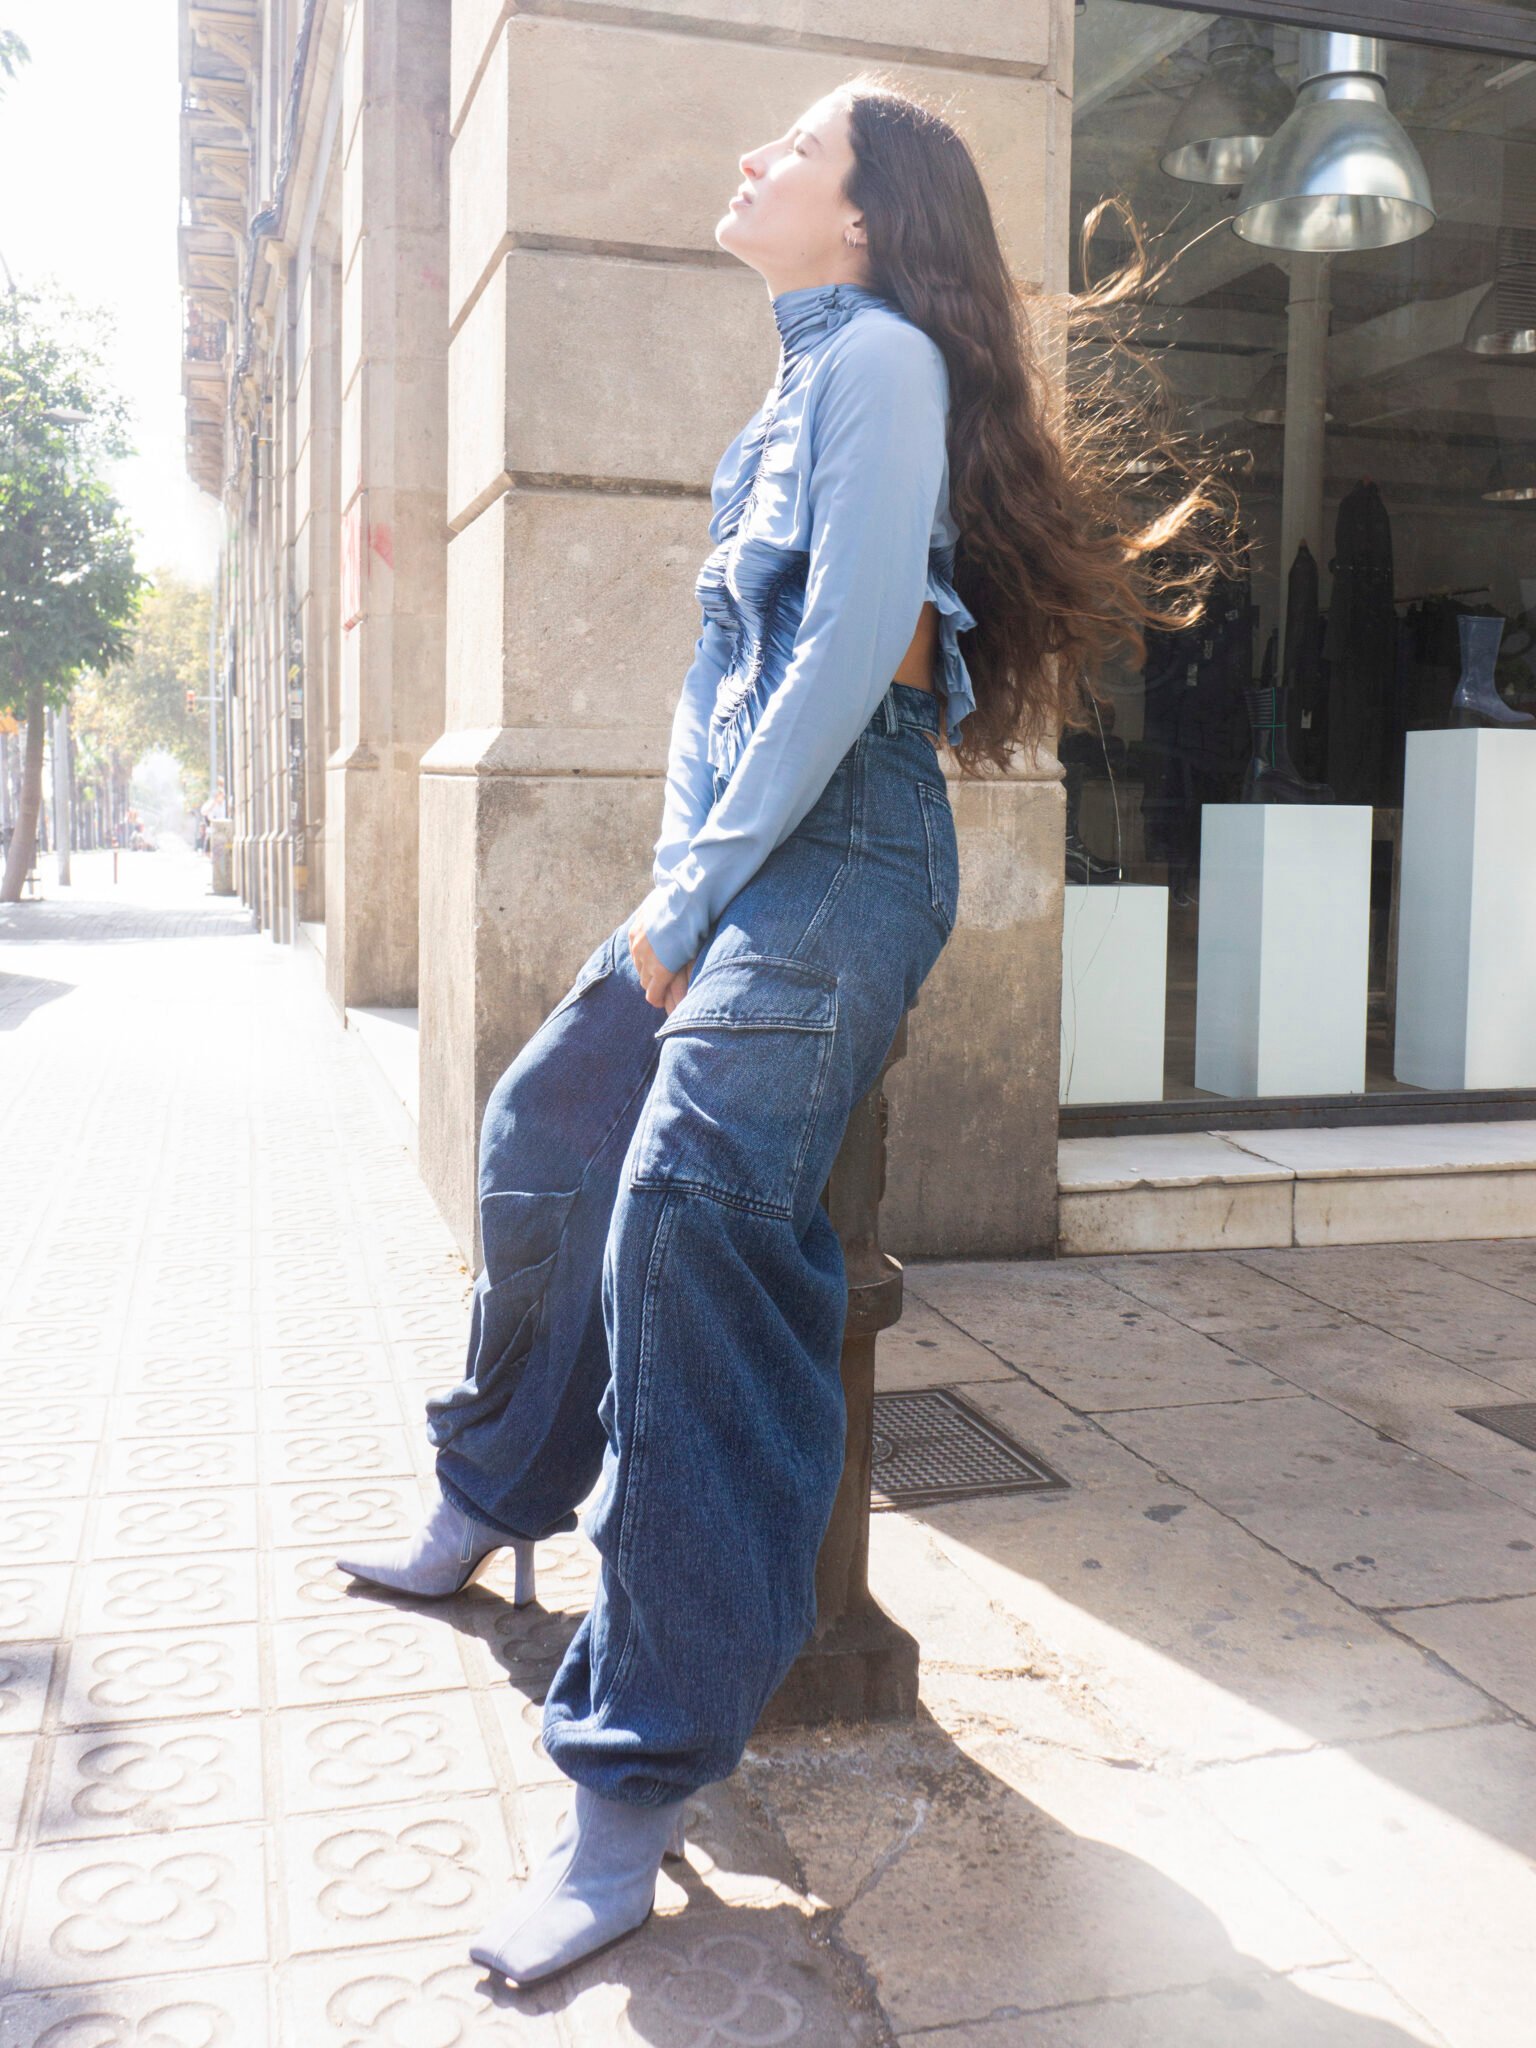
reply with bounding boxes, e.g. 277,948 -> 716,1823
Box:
419,0 -> 1071,1259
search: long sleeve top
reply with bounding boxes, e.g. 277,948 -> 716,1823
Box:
634,278 -> 978,974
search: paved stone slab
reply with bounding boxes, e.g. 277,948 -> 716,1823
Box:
907,1262 -> 1298,1412
1083,1249 -> 1346,1334
59,1629 -> 264,1730
0,1966 -> 275,2048
35,1718 -> 268,1842
897,1964 -> 1443,2045
0,1644 -> 58,1739
892,1476 -> 1488,1767
1097,1396 -> 1536,1608
1390,1593 -> 1536,1723
0,1567 -> 71,1644
278,1793 -> 518,1955
1240,1245 -> 1536,1367
1216,1316 -> 1536,1513
1414,1235 -> 1536,1304
274,1693 -> 500,1815
745,1719 -> 1346,2037
14,1821 -> 272,1985
278,1943 -> 562,2046
1198,1723 -> 1536,2048
875,1291 -> 1017,1392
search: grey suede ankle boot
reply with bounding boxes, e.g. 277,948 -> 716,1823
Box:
335,1475 -> 534,1601
469,1784 -> 690,1985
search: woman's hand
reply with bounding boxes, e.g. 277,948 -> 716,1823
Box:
628,919 -> 693,1013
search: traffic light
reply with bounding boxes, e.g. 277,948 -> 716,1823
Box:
185,685 -> 197,714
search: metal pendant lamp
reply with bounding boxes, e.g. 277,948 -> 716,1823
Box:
1482,448 -> 1536,502
1233,32 -> 1435,253
1160,18 -> 1291,187
1465,284 -> 1536,361
1452,375 -> 1536,500
1464,144 -> 1536,360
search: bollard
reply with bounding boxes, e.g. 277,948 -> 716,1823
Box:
756,1005 -> 920,1728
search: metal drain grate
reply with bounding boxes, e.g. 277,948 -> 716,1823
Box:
870,1388 -> 1069,1510
1456,1402 -> 1536,1452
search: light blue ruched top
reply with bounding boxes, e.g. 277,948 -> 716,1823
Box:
633,278 -> 977,974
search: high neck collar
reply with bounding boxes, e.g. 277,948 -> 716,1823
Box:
770,280 -> 888,361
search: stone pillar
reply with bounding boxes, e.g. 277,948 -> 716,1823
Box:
293,192 -> 343,929
269,351 -> 295,945
231,489 -> 257,910
423,0 -> 1068,1261
326,0 -> 449,1012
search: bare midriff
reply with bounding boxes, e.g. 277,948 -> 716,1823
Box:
892,599 -> 943,747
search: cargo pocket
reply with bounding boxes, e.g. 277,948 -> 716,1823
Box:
628,952 -> 840,1220
917,780 -> 960,936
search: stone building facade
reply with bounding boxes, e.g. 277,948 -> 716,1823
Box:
179,0 -> 1071,1263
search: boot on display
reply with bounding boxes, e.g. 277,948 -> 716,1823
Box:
1449,613 -> 1535,729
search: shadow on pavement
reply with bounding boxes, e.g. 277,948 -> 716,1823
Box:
0,972 -> 75,1028
328,1575 -> 1431,2045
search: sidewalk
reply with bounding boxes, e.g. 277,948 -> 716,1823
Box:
2,848 -> 1534,2046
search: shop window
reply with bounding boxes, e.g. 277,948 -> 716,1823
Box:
1064,3 -> 1536,1116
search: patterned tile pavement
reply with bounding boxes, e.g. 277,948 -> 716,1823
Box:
0,849 -> 869,2048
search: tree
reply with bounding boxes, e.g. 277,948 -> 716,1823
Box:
72,572 -> 213,811
0,31 -> 29,101
0,284 -> 144,900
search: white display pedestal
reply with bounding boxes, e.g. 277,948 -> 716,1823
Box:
1195,804 -> 1372,1098
1060,885 -> 1168,1104
1394,728 -> 1536,1089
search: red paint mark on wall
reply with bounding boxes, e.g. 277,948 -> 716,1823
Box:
369,521 -> 394,571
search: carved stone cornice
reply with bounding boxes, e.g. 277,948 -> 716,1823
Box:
179,225 -> 239,315
186,4 -> 259,81
180,0 -> 259,500
182,71 -> 250,138
189,193 -> 249,242
188,140 -> 254,202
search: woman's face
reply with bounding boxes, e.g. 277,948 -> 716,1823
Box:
716,92 -> 869,296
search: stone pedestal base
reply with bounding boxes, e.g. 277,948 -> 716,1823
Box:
880,772 -> 1064,1259
417,736 -> 660,1260
1396,728 -> 1536,1089
1196,802 -> 1371,1098
326,743 -> 424,1012
757,1597 -> 921,1730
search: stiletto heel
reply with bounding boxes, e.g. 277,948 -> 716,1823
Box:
511,1537 -> 538,1609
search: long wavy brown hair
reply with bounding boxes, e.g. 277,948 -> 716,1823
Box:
840,73 -> 1241,775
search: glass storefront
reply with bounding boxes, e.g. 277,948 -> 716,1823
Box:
1064,3 -> 1536,1117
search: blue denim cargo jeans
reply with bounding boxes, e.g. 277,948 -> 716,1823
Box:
424,682 -> 959,1806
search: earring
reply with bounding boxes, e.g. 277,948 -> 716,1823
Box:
844,227 -> 864,247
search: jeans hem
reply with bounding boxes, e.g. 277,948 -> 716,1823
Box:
540,1737 -> 705,1809
434,1465 -> 548,1545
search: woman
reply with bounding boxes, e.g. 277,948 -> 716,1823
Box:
338,73 -> 1220,1986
